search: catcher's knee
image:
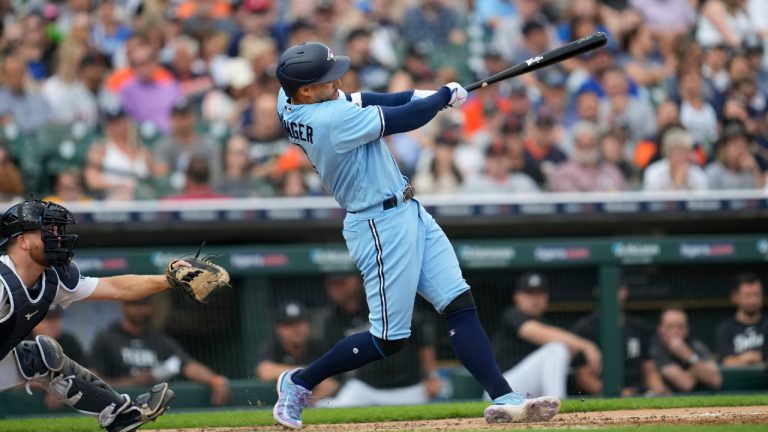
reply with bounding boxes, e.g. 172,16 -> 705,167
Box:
442,290 -> 476,316
13,335 -> 65,379
372,335 -> 408,357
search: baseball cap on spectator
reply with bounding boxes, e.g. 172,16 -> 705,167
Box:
172,98 -> 194,115
276,301 -> 308,324
516,272 -> 549,293
721,120 -> 750,141
243,0 -> 272,13
501,115 -> 524,135
290,19 -> 316,35
483,46 -> 503,60
521,18 -> 546,37
508,80 -> 527,98
543,70 -> 566,88
104,105 -> 127,121
535,106 -> 556,128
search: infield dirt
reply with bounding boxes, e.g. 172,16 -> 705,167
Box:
145,405 -> 768,431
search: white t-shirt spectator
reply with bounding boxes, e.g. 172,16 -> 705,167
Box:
643,159 -> 709,191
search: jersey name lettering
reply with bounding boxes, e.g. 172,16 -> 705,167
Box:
280,115 -> 314,144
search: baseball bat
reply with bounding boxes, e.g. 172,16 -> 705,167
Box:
464,32 -> 608,92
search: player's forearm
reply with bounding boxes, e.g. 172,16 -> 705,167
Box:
381,87 -> 451,136
348,91 -> 414,107
91,275 -> 171,301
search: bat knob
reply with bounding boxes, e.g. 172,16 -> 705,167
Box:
482,82 -> 488,88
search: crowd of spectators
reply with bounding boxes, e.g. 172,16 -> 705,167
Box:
0,0 -> 767,203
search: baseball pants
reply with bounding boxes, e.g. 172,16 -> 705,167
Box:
323,378 -> 428,407
484,342 -> 571,399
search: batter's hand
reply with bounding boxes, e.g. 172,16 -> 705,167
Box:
443,82 -> 467,108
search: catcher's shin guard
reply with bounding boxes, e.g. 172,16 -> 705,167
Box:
13,336 -> 132,427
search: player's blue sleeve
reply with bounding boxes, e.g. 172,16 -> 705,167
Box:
345,91 -> 414,107
380,87 -> 451,136
330,102 -> 386,153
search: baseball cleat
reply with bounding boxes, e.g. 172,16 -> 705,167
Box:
484,391 -> 560,423
273,369 -> 312,429
106,382 -> 175,432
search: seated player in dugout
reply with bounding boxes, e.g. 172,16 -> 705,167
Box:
491,272 -> 602,399
90,297 -> 231,406
650,308 -> 722,392
0,200 -> 176,432
716,272 -> 767,367
571,282 -> 669,397
255,301 -> 339,401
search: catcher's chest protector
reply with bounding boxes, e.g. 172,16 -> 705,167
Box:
0,261 -> 58,358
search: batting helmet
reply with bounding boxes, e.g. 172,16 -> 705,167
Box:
276,42 -> 351,97
0,200 -> 78,268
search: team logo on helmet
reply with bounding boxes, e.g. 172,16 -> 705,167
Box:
327,47 -> 335,61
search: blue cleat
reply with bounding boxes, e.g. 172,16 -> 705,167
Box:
484,391 -> 560,423
273,369 -> 312,429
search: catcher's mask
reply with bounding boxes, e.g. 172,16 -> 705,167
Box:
0,200 -> 78,271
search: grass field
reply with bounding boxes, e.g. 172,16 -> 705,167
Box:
1,394 -> 767,431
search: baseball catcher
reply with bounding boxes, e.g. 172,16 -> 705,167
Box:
0,200 -> 228,431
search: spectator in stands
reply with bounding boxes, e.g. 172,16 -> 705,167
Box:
462,143 -> 539,194
41,40 -> 99,127
549,121 -> 626,192
164,154 -> 229,200
201,57 -> 255,128
696,0 -> 755,51
491,272 -> 602,398
44,169 -> 92,203
84,107 -> 154,200
491,0 -> 553,65
91,0 -> 133,60
169,34 -> 216,103
256,301 -> 338,401
152,99 -> 222,190
0,144 -> 24,202
707,120 -> 766,189
597,68 -> 656,142
650,308 -> 722,392
412,130 -> 464,194
515,18 -> 556,92
244,93 -> 290,164
620,23 -> 672,89
500,114 -> 545,186
678,65 -> 720,154
91,298 -> 231,406
566,88 -> 600,129
524,107 -> 567,178
120,44 -> 181,133
643,128 -> 708,191
29,304 -> 89,411
345,28 -> 390,93
316,273 -> 442,407
402,0 -> 462,50
629,0 -> 696,60
716,273 -> 767,366
572,283 -> 669,397
633,101 -> 682,171
0,53 -> 53,133
599,128 -> 638,187
215,134 -> 271,198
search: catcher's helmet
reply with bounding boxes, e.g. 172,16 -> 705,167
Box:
0,200 -> 78,268
276,41 -> 350,97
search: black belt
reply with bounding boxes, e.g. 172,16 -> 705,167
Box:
352,185 -> 415,213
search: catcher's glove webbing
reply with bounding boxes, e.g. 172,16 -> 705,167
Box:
166,243 -> 230,303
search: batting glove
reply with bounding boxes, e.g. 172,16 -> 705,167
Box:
443,82 -> 468,108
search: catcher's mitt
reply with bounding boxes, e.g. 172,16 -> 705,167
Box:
166,243 -> 230,303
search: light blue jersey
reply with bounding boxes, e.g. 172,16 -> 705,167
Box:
277,88 -> 407,212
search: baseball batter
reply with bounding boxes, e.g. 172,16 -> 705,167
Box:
272,42 -> 560,429
0,200 -> 175,432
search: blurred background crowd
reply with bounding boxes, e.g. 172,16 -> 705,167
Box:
0,0 -> 767,202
